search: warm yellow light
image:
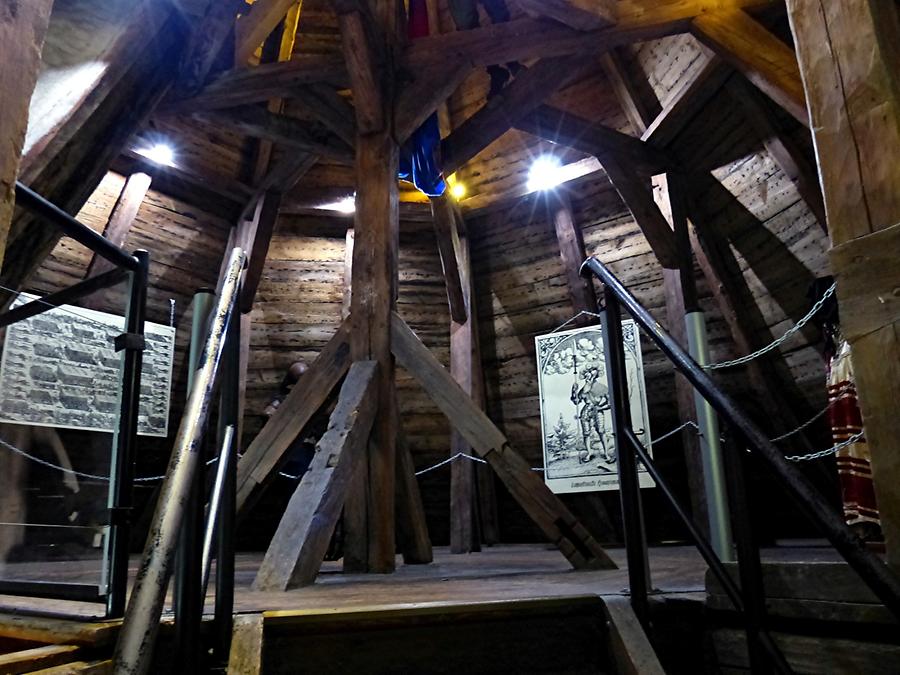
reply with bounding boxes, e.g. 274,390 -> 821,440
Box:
450,181 -> 466,200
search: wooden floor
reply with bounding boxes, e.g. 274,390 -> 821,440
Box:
0,542 -> 847,620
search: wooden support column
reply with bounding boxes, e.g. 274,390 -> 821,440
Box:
652,173 -> 708,534
336,0 -> 400,573
787,0 -> 900,568
449,219 -> 479,553
550,192 -> 597,323
342,228 -> 354,320
0,0 -> 53,272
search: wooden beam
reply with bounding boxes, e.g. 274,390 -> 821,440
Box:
239,191 -> 282,313
692,9 -> 808,125
334,3 -> 385,135
515,0 -> 617,31
601,155 -> 680,268
85,172 -> 152,279
391,313 -> 617,570
341,228 -> 354,320
227,615 -> 264,675
641,48 -> 730,148
449,228 -> 479,553
235,0 -> 300,65
292,84 -> 358,148
164,54 -> 349,112
238,151 -> 318,222
599,49 -> 656,135
787,0 -> 900,568
394,390 -> 434,564
442,55 -> 594,177
192,107 -> 354,163
176,0 -> 245,97
515,105 -> 673,176
0,645 -> 82,673
549,192 -> 597,321
430,195 -> 467,324
686,195 -> 820,457
236,320 -> 352,513
725,78 -> 826,231
404,0 -> 778,71
254,361 -> 379,590
394,61 -> 472,145
1,10 -> 185,304
0,0 -> 52,274
652,173 -> 707,535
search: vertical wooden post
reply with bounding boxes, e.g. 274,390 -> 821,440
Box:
550,192 -> 597,324
342,227 -> 354,320
0,0 -> 53,271
86,172 -> 153,278
345,132 -> 399,573
787,0 -> 900,568
652,174 -> 708,534
449,225 -> 480,553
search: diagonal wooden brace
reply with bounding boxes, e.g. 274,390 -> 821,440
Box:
253,360 -> 380,591
390,313 -> 617,570
236,319 -> 352,513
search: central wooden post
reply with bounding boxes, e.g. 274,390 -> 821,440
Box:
345,131 -> 400,572
336,0 -> 401,573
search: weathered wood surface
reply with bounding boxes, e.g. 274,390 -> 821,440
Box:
515,0 -> 617,31
787,0 -> 900,568
240,191 -> 284,313
0,0 -> 53,273
391,313 -> 617,570
235,0 -> 299,65
395,405 -> 435,564
692,9 -> 807,125
442,55 -> 594,177
0,644 -> 82,673
254,361 -> 379,590
549,192 -> 597,323
192,107 -> 353,162
176,0 -> 244,97
515,105 -> 672,176
236,321 -> 352,513
227,614 -> 264,675
430,195 -> 466,324
602,597 -> 665,675
404,1 -> 778,71
85,172 -> 152,279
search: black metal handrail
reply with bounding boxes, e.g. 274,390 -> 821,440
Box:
582,255 -> 900,673
14,181 -> 139,272
0,184 -> 149,618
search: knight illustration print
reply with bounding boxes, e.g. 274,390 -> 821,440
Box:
535,321 -> 654,494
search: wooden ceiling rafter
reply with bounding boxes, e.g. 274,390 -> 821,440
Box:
515,0 -> 617,31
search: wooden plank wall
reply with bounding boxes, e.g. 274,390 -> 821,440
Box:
238,217 -> 453,548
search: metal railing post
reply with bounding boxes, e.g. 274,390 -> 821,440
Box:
113,248 -> 245,675
214,302 -> 240,661
600,288 -> 651,626
174,289 -> 215,671
106,250 -> 149,618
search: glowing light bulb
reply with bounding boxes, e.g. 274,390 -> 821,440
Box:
527,155 -> 564,192
450,182 -> 466,200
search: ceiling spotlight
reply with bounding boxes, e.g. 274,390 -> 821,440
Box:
320,195 -> 356,214
450,181 -> 466,200
135,142 -> 176,167
527,155 -> 564,192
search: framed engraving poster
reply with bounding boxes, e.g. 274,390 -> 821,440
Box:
535,320 -> 653,494
0,294 -> 175,437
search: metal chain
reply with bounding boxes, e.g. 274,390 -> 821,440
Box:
783,431 -> 865,462
706,282 -> 836,370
